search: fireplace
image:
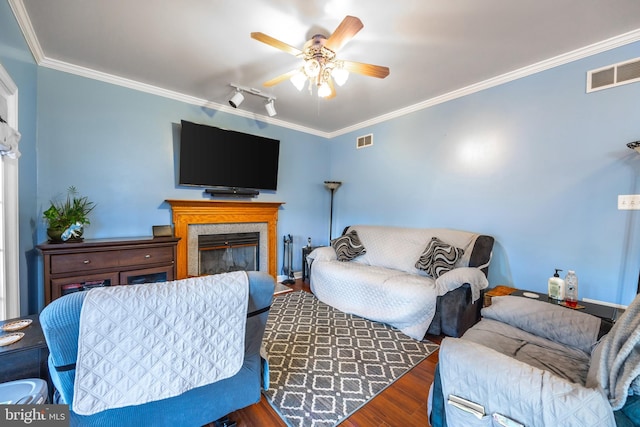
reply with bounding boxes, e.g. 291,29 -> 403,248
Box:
167,200 -> 284,279
198,232 -> 260,275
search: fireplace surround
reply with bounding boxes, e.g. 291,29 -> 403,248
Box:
167,200 -> 283,279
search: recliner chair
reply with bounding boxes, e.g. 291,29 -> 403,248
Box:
40,271 -> 274,427
429,293 -> 640,427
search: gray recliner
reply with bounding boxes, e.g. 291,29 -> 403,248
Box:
429,294 -> 640,427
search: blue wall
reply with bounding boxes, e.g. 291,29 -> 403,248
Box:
328,41 -> 640,306
34,69 -> 330,309
2,0 -> 640,312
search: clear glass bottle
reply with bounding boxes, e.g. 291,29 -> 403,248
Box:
564,270 -> 578,308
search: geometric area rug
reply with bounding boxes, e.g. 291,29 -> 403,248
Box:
262,291 -> 439,427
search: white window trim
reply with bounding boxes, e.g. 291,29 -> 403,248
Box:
0,62 -> 19,320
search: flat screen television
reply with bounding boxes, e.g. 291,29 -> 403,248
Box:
178,120 -> 280,191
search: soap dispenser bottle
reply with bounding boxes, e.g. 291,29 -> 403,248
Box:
548,269 -> 565,300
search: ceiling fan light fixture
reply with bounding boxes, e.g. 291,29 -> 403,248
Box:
265,99 -> 277,117
252,16 -> 389,100
304,59 -> 321,78
290,71 -> 307,91
228,90 -> 244,108
332,67 -> 349,86
317,82 -> 331,98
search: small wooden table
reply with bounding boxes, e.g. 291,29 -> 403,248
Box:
0,314 -> 49,390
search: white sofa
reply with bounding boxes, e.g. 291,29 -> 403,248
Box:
308,225 -> 495,340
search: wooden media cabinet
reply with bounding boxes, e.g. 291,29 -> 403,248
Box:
37,236 -> 179,304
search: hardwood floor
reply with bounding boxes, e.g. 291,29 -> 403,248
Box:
222,279 -> 442,427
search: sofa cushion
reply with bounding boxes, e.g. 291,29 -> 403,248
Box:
461,318 -> 593,385
331,229 -> 366,261
415,237 -> 465,278
346,225 -> 481,276
309,259 -> 438,340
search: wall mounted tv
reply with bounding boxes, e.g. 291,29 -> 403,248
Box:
179,120 -> 280,191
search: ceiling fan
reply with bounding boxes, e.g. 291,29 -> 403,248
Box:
251,15 -> 390,99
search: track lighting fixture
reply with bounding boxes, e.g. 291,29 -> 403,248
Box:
265,99 -> 277,117
228,83 -> 276,117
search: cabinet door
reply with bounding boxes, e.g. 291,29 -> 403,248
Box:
51,272 -> 119,301
120,265 -> 174,286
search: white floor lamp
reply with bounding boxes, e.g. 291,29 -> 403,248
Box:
324,181 -> 342,242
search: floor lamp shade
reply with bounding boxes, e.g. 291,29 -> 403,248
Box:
324,181 -> 342,242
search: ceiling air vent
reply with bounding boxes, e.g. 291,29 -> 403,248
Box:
587,57 -> 640,93
357,134 -> 373,149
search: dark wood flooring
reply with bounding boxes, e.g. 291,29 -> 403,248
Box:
218,279 -> 442,427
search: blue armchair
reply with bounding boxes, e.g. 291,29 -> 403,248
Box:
39,271 -> 274,427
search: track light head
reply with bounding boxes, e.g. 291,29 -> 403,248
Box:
229,90 -> 244,108
228,83 -> 276,115
265,99 -> 277,117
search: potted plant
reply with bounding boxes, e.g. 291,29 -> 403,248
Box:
43,186 -> 96,242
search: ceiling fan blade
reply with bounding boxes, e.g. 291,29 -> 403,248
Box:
251,32 -> 302,56
342,60 -> 390,79
324,16 -> 363,52
263,69 -> 300,87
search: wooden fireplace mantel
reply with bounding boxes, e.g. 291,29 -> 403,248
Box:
166,200 -> 284,279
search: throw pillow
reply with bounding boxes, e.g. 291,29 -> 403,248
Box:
415,237 -> 464,278
331,230 -> 366,261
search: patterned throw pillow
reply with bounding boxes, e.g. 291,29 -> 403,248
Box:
331,230 -> 366,262
415,237 -> 464,278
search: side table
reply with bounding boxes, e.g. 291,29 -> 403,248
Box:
302,246 -> 320,282
0,314 -> 50,394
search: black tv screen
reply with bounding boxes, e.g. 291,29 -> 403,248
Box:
179,120 -> 280,191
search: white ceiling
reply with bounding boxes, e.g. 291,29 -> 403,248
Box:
10,0 -> 640,137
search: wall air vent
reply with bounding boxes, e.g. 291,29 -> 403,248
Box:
356,133 -> 373,149
587,57 -> 640,93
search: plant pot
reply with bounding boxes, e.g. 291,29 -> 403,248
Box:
47,226 -> 84,243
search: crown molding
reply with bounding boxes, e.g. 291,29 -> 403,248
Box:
327,28 -> 640,138
37,57 -> 330,138
9,0 -> 640,140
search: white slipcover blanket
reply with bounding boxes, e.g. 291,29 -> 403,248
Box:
309,225 -> 489,340
73,271 -> 249,415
